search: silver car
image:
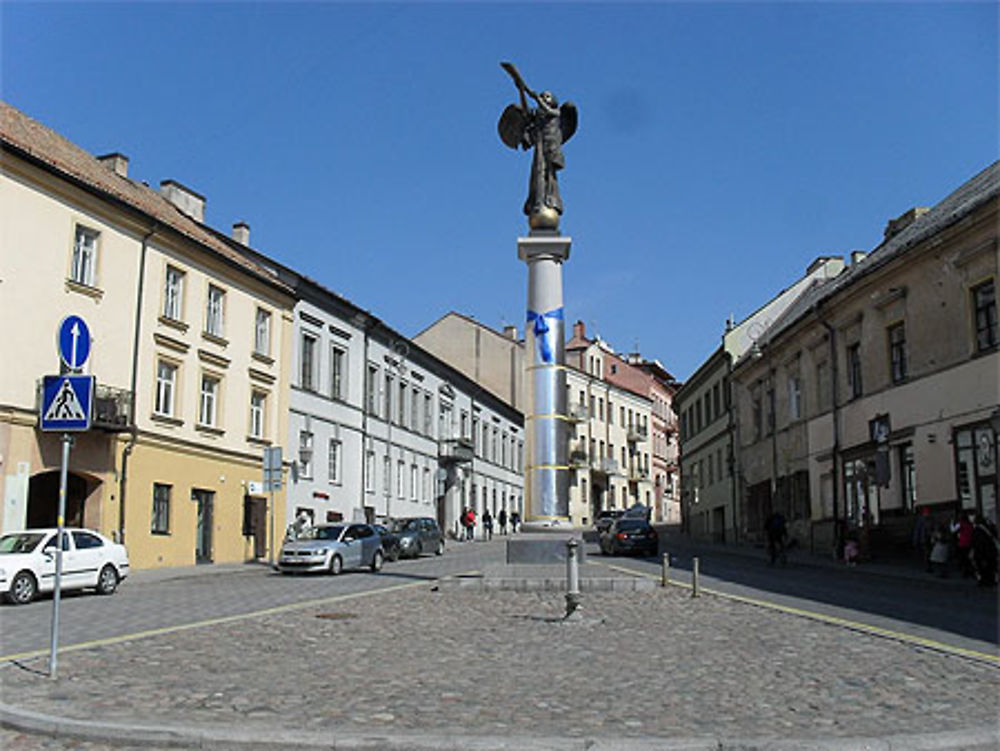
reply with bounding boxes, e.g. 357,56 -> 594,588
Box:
278,523 -> 383,575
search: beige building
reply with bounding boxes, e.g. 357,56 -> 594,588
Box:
730,162 -> 998,555
1,102 -> 295,569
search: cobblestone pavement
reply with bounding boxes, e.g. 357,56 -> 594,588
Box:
1,583 -> 998,749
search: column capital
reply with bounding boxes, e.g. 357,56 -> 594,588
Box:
518,233 -> 571,263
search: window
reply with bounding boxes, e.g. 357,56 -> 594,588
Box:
399,381 -> 408,428
365,450 -> 375,493
301,334 -> 317,391
72,531 -> 104,549
199,374 -> 219,427
249,391 -> 266,438
152,483 -> 171,534
752,391 -> 762,441
397,459 -> 405,498
608,401 -> 613,426
899,443 -> 916,510
299,431 -> 314,478
366,365 -> 379,414
473,417 -> 480,455
888,323 -> 907,383
423,467 -> 430,501
155,360 -> 177,416
205,284 -> 225,337
713,383 -> 721,420
410,464 -> 418,500
164,266 -> 184,320
255,309 -> 271,356
328,439 -> 342,484
766,386 -> 775,435
847,343 -> 863,399
384,374 -> 394,422
71,225 -> 98,287
973,280 -> 997,352
331,345 -> 346,400
383,455 -> 391,496
788,375 -> 802,420
411,386 -> 420,429
424,393 -> 433,435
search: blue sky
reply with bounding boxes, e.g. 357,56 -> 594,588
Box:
3,2 -> 996,381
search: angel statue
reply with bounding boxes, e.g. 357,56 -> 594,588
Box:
498,62 -> 578,230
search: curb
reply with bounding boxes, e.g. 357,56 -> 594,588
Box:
2,704 -> 998,750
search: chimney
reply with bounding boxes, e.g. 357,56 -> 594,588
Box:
502,325 -> 518,340
232,222 -> 250,246
160,180 -> 205,223
883,207 -> 930,240
573,320 -> 586,340
97,152 -> 129,178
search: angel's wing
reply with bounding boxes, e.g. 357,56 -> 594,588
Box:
498,104 -> 529,150
559,102 -> 578,145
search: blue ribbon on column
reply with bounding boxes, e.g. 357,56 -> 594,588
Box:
526,307 -> 564,364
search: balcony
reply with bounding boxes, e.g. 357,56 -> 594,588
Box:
567,402 -> 589,423
592,457 -> 619,476
438,436 -> 474,464
626,423 -> 648,443
93,384 -> 132,431
628,466 -> 651,483
569,446 -> 589,469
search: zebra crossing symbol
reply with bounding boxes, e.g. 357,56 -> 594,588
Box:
40,375 -> 94,431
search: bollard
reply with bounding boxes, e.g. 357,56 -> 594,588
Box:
565,538 -> 582,620
692,556 -> 700,598
661,552 -> 670,587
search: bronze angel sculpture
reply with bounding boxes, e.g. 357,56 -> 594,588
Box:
498,62 -> 578,230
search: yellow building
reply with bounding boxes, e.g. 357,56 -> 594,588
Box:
1,102 -> 294,569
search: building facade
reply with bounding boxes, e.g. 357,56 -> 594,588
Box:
1,102 -> 295,569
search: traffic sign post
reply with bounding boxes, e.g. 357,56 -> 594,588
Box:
40,375 -> 94,432
57,315 -> 92,372
262,447 -> 283,567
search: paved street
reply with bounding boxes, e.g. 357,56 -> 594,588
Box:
1,535 -> 998,750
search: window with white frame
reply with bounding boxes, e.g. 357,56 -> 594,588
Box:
255,308 -> 271,356
71,225 -> 99,287
788,375 -> 802,421
397,459 -> 405,498
199,374 -> 219,427
384,373 -> 394,421
249,391 -> 266,438
299,431 -> 314,478
410,464 -> 418,500
205,284 -> 225,337
411,386 -> 420,429
163,266 -> 184,320
155,360 -> 177,416
300,333 -> 317,391
328,439 -> 342,484
423,393 -> 433,435
365,450 -> 374,493
423,467 -> 430,501
383,455 -> 391,496
330,345 -> 346,400
366,364 -> 379,414
398,381 -> 408,428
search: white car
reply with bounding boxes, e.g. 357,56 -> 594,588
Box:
0,528 -> 129,605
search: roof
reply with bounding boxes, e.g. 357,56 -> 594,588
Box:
742,161 -> 1000,361
0,101 -> 292,296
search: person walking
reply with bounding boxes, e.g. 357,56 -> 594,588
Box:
971,515 -> 998,587
765,510 -> 787,566
929,523 -> 950,577
463,507 -> 476,541
510,510 -> 521,533
912,506 -> 932,572
498,508 -> 508,535
483,508 -> 494,540
955,511 -> 975,578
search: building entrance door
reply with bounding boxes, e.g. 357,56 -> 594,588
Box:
27,471 -> 89,528
193,489 -> 214,563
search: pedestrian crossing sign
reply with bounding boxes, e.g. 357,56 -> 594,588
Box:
40,375 -> 94,431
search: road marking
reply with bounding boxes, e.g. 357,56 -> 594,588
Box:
0,577 -> 438,664
602,562 -> 1000,667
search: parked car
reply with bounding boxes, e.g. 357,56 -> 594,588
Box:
278,523 -> 383,575
599,518 -> 658,557
372,523 -> 402,562
594,509 -> 624,534
0,528 -> 129,605
392,517 -> 444,559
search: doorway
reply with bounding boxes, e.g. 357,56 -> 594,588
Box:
27,471 -> 89,528
193,489 -> 214,563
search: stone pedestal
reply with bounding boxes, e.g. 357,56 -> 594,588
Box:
519,231 -> 571,529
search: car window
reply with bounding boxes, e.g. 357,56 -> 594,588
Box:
72,531 -> 104,549
0,532 -> 45,554
43,533 -> 72,551
615,520 -> 647,532
354,526 -> 373,539
312,526 -> 344,541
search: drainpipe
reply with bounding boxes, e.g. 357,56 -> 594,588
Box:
818,314 -> 841,558
118,224 -> 157,544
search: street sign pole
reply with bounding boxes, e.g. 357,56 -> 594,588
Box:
269,483 -> 275,568
48,432 -> 72,679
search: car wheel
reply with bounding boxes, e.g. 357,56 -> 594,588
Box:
371,550 -> 384,573
7,571 -> 37,605
435,540 -> 444,556
388,548 -> 399,562
96,565 -> 119,595
329,555 -> 343,576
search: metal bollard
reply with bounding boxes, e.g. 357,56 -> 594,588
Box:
692,556 -> 700,598
565,538 -> 582,620
661,552 -> 670,587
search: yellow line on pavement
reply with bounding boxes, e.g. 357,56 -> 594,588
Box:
602,562 -> 1000,666
0,577 -> 436,664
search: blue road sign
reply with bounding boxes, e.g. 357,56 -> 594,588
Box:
57,315 -> 92,371
40,375 -> 94,431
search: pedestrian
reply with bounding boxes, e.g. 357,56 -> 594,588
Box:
464,507 -> 477,541
971,515 -> 998,587
843,536 -> 860,566
912,506 -> 932,572
483,508 -> 494,540
929,524 -> 950,577
955,511 -> 975,578
498,507 -> 508,535
510,510 -> 521,533
764,510 -> 787,566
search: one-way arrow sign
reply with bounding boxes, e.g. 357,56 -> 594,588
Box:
40,375 -> 94,431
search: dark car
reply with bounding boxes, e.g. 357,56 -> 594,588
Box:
599,518 -> 658,557
392,517 -> 444,559
594,509 -> 624,535
372,523 -> 402,562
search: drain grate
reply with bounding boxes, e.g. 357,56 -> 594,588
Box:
315,612 -> 358,620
